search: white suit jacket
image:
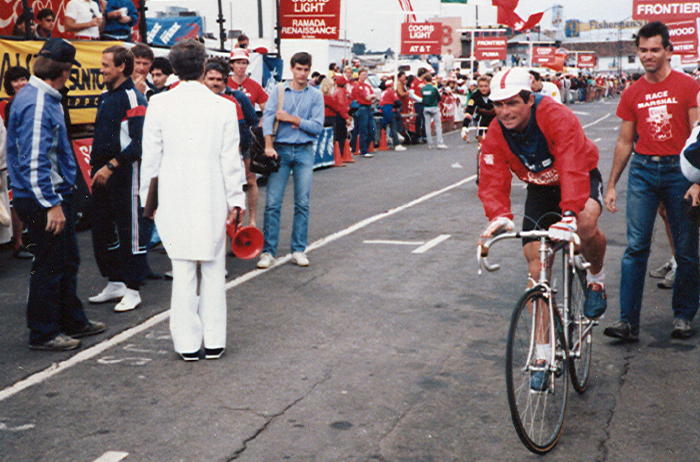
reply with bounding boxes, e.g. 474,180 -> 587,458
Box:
140,81 -> 246,261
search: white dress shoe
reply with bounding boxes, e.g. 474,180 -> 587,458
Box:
89,282 -> 127,304
114,288 -> 141,312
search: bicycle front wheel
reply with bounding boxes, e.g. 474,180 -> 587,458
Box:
506,288 -> 569,454
568,266 -> 593,393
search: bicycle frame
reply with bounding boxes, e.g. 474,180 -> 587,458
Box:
478,230 -> 586,377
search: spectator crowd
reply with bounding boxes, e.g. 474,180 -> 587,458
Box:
1,19 -> 700,358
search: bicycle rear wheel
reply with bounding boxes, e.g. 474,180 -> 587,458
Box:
568,265 -> 593,393
506,288 -> 569,454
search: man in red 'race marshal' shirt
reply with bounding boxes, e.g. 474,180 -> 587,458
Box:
228,48 -> 268,111
604,21 -> 700,342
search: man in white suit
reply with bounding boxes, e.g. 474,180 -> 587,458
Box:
140,40 -> 246,361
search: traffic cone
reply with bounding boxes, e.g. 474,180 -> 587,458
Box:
368,136 -> 375,153
378,129 -> 389,151
333,141 -> 345,167
352,139 -> 360,156
342,139 -> 355,163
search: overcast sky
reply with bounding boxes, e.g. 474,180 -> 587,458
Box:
149,0 -> 636,50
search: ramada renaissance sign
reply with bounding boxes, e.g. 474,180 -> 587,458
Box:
280,0 -> 341,40
632,0 -> 700,21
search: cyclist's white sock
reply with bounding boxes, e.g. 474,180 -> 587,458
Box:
586,268 -> 606,286
535,344 -> 551,361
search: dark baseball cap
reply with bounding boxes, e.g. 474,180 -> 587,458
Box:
37,38 -> 81,67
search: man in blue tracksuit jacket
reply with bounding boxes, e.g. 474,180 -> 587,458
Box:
7,38 -> 106,350
88,45 -> 149,312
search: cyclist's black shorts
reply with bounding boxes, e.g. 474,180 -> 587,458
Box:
521,168 -> 603,246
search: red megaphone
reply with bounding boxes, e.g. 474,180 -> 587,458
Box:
226,211 -> 264,260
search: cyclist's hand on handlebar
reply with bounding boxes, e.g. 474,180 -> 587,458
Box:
479,217 -> 514,243
548,215 -> 577,242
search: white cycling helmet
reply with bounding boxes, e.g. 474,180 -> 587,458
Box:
490,67 -> 533,101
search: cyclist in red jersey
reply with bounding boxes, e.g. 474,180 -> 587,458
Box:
477,67 -> 608,390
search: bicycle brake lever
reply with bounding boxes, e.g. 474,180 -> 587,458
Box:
477,245 -> 500,274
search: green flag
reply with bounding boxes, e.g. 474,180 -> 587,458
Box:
441,0 -> 468,3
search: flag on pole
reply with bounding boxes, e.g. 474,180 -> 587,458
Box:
491,0 -> 543,32
397,0 -> 417,22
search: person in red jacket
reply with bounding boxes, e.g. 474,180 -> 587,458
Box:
476,67 -> 608,391
326,75 -> 351,148
350,68 -> 377,158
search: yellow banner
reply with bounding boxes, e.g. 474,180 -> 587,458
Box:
0,39 -> 122,124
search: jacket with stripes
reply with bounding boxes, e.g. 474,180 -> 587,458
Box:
91,78 -> 147,171
6,76 -> 77,208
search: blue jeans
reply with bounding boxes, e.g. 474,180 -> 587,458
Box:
381,105 -> 400,146
263,143 -> 314,256
355,105 -> 371,154
620,154 -> 699,327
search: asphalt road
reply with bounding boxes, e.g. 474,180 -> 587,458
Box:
1,99 -> 698,462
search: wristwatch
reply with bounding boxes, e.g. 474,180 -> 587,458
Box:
106,162 -> 117,172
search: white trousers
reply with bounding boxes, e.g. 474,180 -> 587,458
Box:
169,238 -> 227,353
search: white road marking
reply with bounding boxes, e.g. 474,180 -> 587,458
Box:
582,113 -> 611,129
572,111 -> 590,115
0,421 -> 35,432
412,234 -> 452,254
451,162 -> 463,169
93,451 -> 129,462
0,175 -> 477,403
593,138 -> 602,142
363,240 -> 425,246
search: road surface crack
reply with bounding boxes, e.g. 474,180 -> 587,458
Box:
226,372 -> 331,461
597,352 -> 634,461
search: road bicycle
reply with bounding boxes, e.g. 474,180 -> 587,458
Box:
477,229 -> 597,454
462,125 -> 488,184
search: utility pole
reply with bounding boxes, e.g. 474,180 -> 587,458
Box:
216,0 -> 226,51
257,0 -> 263,38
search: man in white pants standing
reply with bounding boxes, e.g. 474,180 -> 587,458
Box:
140,39 -> 246,361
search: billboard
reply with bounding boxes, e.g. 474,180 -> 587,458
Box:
576,53 -> 597,68
279,0 -> 341,40
531,46 -> 556,66
632,0 -> 700,22
400,22 -> 443,55
146,17 -> 203,46
474,37 -> 507,60
0,39 -> 121,124
667,19 -> 698,56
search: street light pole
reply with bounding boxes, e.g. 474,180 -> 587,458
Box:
216,0 -> 226,51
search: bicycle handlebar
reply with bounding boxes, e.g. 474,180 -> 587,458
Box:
477,230 -> 581,275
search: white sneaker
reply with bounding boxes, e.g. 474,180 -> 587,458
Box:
114,288 -> 141,312
397,133 -> 405,143
257,252 -> 275,269
436,144 -> 448,150
394,145 -> 407,152
291,252 -> 310,267
362,153 -> 374,158
649,258 -> 674,278
658,266 -> 676,289
89,281 -> 127,304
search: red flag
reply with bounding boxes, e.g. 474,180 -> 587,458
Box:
492,0 -> 519,9
519,12 -> 544,32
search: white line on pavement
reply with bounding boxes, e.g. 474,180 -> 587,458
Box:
411,234 -> 452,254
583,113 -> 611,129
0,175 -> 477,403
363,240 -> 425,245
572,111 -> 590,116
593,138 -> 602,142
93,452 -> 129,462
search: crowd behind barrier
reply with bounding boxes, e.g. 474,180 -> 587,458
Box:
1,16 -> 700,356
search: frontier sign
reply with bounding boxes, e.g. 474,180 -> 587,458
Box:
632,0 -> 700,21
401,22 -> 443,55
280,0 -> 341,40
474,37 -> 507,60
